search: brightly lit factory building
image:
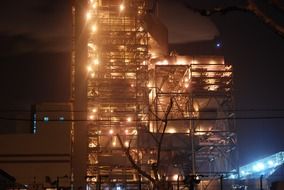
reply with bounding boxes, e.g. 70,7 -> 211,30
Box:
72,0 -> 237,189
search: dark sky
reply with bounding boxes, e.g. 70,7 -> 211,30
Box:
0,0 -> 284,165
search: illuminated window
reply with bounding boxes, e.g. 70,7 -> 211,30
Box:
33,114 -> 37,134
43,116 -> 49,122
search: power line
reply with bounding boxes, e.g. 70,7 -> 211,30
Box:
1,116 -> 284,122
1,108 -> 284,113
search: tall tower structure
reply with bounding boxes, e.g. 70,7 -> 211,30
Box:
73,0 -> 149,189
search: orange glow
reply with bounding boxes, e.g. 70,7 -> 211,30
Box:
91,24 -> 97,32
93,58 -> 99,65
87,65 -> 93,72
124,141 -> 129,147
119,4 -> 125,11
86,11 -> 92,20
173,174 -> 179,181
92,2 -> 97,9
184,83 -> 189,88
109,129 -> 114,135
127,117 -> 132,122
125,129 -> 129,134
168,128 -> 176,134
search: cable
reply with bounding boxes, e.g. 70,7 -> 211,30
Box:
1,116 -> 284,122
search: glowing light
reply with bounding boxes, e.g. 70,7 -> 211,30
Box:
109,129 -> 114,135
130,84 -> 134,88
86,11 -> 92,20
89,115 -> 94,120
112,141 -> 116,146
195,128 -> 206,136
91,73 -> 95,78
92,108 -> 97,113
216,42 -> 221,48
87,65 -> 93,72
151,52 -> 157,58
209,60 -> 216,64
176,60 -> 186,65
92,2 -> 97,9
124,141 -> 129,147
191,60 -> 198,64
208,85 -> 218,91
253,162 -> 265,172
132,130 -> 137,135
119,4 -> 125,11
162,60 -> 168,65
125,129 -> 129,134
184,83 -> 189,88
193,103 -> 199,112
91,24 -> 97,32
93,58 -> 99,65
127,117 -> 132,122
88,43 -> 96,50
168,128 -> 176,134
268,160 -> 274,166
173,174 -> 179,181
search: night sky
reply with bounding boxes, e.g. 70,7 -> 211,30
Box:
0,0 -> 284,166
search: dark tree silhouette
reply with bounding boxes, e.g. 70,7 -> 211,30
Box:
183,0 -> 284,37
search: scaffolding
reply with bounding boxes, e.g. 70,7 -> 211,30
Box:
75,0 -> 237,189
84,0 -> 149,189
146,55 -> 237,189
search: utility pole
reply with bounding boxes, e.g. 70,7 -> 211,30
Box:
220,175 -> 223,190
260,175 -> 263,190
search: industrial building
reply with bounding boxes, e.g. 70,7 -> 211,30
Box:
72,0 -> 237,189
0,103 -> 72,189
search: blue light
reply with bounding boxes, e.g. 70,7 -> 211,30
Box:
268,160 -> 274,167
253,162 -> 265,172
239,151 -> 284,179
216,42 -> 221,48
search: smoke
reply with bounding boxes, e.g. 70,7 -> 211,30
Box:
159,0 -> 219,44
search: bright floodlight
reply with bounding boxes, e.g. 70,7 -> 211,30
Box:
91,25 -> 97,32
86,11 -> 92,20
253,162 -> 265,172
87,65 -> 93,72
93,58 -> 99,65
172,174 -> 179,181
239,151 -> 284,179
168,128 -> 176,134
109,129 -> 114,135
127,117 -> 132,122
119,4 -> 125,11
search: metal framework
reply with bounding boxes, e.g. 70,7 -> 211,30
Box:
146,55 -> 237,189
85,0 -> 149,189
76,1 -> 237,189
